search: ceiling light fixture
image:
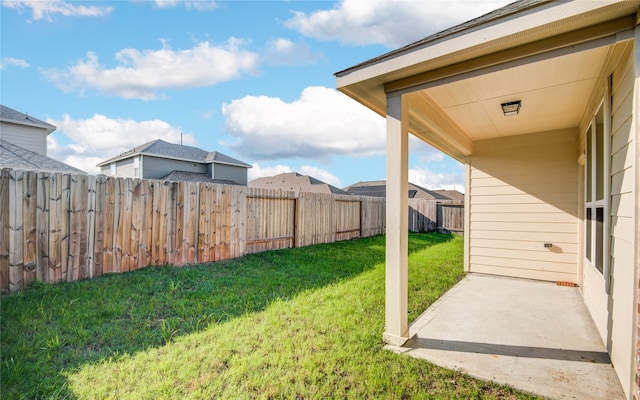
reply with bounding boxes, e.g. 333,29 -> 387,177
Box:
501,100 -> 521,116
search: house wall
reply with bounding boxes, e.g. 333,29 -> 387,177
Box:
116,158 -> 135,178
0,122 -> 47,155
211,163 -> 248,185
141,156 -> 206,180
467,128 -> 579,282
607,42 -> 637,400
577,44 -> 637,400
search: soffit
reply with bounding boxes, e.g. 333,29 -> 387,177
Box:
423,45 -> 608,141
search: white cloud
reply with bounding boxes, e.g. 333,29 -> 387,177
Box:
248,163 -> 342,188
409,165 -> 464,191
46,114 -> 196,174
285,0 -> 513,48
263,38 -> 322,66
151,0 -> 219,11
298,165 -> 341,187
248,163 -> 294,181
0,57 -> 30,70
43,39 -> 260,100
222,86 -> 385,161
410,136 -> 445,162
2,0 -> 112,22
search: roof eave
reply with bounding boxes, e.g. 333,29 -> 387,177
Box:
209,160 -> 253,168
0,118 -> 57,135
335,0 -> 636,89
97,152 -> 205,167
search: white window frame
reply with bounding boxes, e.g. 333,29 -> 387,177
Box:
584,83 -> 611,286
133,156 -> 140,178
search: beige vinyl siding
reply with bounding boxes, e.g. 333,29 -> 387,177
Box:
141,156 -> 206,179
606,47 -> 636,398
114,158 -> 135,178
0,122 -> 47,155
468,128 -> 579,282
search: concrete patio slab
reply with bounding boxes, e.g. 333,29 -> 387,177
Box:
386,273 -> 625,400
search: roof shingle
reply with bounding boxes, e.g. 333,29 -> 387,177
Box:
97,139 -> 251,168
0,140 -> 86,174
0,105 -> 56,133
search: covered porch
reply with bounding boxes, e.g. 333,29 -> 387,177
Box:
336,1 -> 639,399
386,273 -> 625,399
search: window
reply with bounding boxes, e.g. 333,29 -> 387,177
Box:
133,157 -> 140,178
110,162 -> 116,175
585,97 -> 609,276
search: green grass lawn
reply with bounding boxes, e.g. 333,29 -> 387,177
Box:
1,233 -> 538,399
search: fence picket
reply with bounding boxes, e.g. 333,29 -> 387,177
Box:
36,172 -> 49,282
8,170 -> 24,292
130,179 -> 142,270
93,175 -> 106,277
86,175 -> 96,278
103,177 -> 115,274
0,170 -> 9,292
67,174 -> 85,282
23,171 -> 37,287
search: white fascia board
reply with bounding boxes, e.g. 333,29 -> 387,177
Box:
97,152 -> 203,167
336,0 -> 626,88
210,161 -> 252,168
96,152 -> 139,167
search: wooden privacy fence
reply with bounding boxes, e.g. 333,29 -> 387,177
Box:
0,170 -> 247,293
0,170 -> 387,293
245,189 -> 386,254
0,169 -> 462,293
408,199 -> 464,234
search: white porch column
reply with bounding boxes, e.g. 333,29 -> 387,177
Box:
383,93 -> 409,346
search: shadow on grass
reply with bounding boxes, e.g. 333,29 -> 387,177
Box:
1,232 -> 454,399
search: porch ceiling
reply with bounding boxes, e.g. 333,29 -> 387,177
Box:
420,45 -> 608,142
396,42 -> 621,162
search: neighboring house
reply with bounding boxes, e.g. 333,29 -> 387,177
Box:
336,1 -> 639,398
433,189 -> 464,202
249,172 -> 350,195
343,180 -> 453,200
0,105 -> 85,174
96,139 -> 251,186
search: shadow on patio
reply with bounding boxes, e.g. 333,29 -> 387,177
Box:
386,274 -> 625,400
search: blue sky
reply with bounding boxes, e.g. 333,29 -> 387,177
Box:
1,0 -> 511,190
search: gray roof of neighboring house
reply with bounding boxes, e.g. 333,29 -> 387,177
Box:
96,139 -> 252,168
159,170 -> 241,185
0,140 -> 86,174
335,0 -> 549,76
205,151 -> 251,167
249,172 -> 350,195
343,180 -> 452,200
0,104 -> 57,134
433,189 -> 465,201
